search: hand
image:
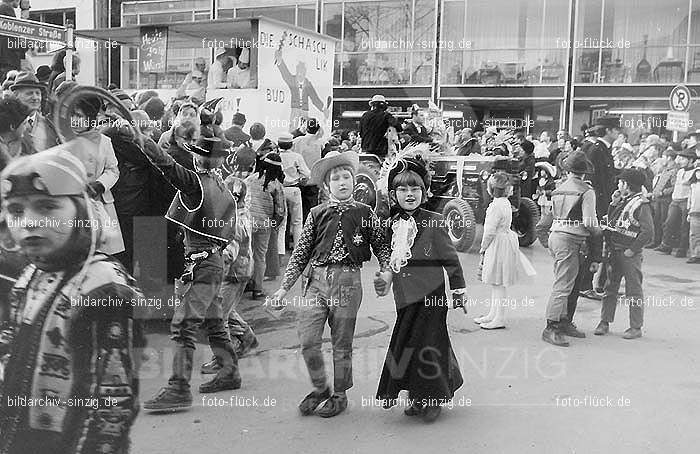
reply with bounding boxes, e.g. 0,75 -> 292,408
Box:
270,288 -> 287,309
589,262 -> 600,273
452,292 -> 467,314
623,248 -> 635,258
86,181 -> 105,198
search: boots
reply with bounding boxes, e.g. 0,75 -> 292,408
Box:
199,342 -> 242,393
144,346 -> 195,410
542,320 -> 569,347
559,318 -> 586,338
143,387 -> 193,411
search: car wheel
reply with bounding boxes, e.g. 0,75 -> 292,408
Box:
442,198 -> 476,252
514,197 -> 540,247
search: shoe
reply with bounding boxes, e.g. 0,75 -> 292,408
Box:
422,405 -> 442,423
655,245 -> 672,254
198,375 -> 242,393
238,331 -> 259,357
200,356 -> 222,375
594,321 -> 609,336
622,328 -> 642,339
687,257 -> 700,264
644,243 -> 660,250
672,249 -> 687,258
559,321 -> 586,338
316,393 -> 348,418
473,315 -> 492,324
251,290 -> 266,300
542,321 -> 569,347
480,320 -> 506,330
298,387 -> 331,416
404,402 -> 425,416
579,289 -> 602,300
144,387 -> 192,411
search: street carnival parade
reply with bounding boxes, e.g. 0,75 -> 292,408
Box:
0,1 -> 698,453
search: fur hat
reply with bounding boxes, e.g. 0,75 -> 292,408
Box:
388,156 -> 430,190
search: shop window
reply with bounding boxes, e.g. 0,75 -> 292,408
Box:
441,0 -> 569,85
575,0 -> 688,83
26,9 -> 76,54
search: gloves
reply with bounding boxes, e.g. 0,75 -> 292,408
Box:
86,181 -> 105,198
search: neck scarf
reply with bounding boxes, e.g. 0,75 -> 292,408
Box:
389,209 -> 418,273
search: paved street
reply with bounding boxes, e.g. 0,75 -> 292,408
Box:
133,240 -> 700,454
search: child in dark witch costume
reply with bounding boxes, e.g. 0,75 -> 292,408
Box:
375,157 -> 467,423
271,150 -> 392,418
0,149 -> 139,454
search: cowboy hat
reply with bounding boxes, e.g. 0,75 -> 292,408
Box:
184,136 -> 230,158
10,71 -> 46,92
311,150 -> 359,185
562,150 -> 595,174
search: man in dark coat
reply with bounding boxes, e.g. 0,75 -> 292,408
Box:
455,127 -> 481,155
583,116 -> 620,219
519,140 -> 536,199
224,112 -> 251,147
402,106 -> 432,146
359,94 -> 397,158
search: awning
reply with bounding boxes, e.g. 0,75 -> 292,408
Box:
76,18 -> 254,48
76,16 -> 334,49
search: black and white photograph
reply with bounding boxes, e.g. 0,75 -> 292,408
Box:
0,0 -> 699,452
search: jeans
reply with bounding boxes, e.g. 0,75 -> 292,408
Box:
278,186 -> 303,252
690,214 -> 700,259
545,232 -> 586,322
662,199 -> 689,251
265,228 -> 280,278
218,280 -> 254,339
168,253 -> 239,390
297,265 -> 363,392
251,229 -> 271,291
600,250 -> 644,329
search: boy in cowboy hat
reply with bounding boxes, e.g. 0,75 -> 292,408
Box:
543,150 -> 602,346
141,136 -> 242,411
271,150 -> 391,418
594,168 -> 654,339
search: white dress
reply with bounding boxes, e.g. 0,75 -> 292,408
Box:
480,197 -> 536,286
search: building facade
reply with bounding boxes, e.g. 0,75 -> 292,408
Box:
93,0 -> 700,138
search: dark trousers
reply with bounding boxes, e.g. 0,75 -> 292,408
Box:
651,198 -> 671,246
662,199 -> 689,252
301,185 -> 319,223
168,254 -> 239,390
600,250 -> 644,329
564,246 -> 592,322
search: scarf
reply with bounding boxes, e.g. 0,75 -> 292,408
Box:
389,209 -> 418,273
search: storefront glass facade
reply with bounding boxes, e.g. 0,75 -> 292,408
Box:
117,0 -> 700,138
